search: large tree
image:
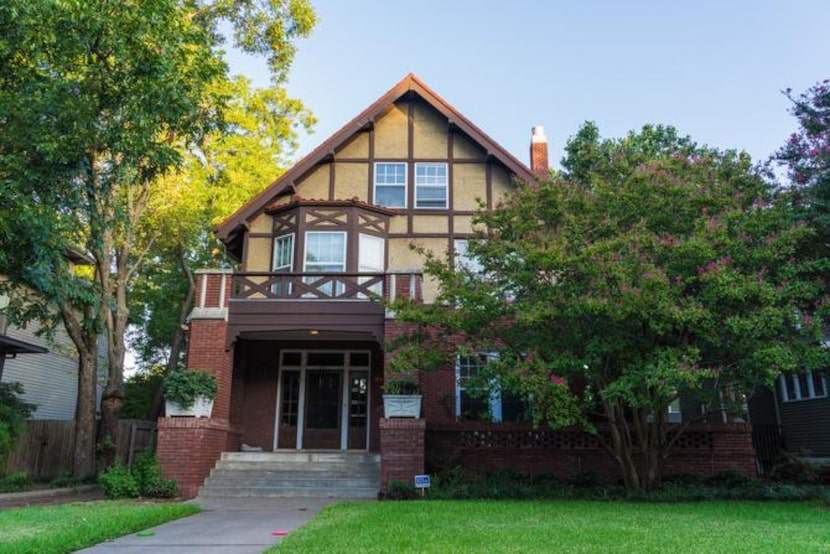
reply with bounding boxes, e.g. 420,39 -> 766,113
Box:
0,0 -> 314,475
393,123 -> 827,490
129,76 -> 314,417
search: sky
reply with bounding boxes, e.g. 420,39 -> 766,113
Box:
225,0 -> 829,174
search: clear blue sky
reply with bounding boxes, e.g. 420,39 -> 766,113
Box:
225,0 -> 829,174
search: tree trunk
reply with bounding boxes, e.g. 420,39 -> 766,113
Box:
73,344 -> 97,479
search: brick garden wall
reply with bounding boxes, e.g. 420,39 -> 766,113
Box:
380,418 -> 425,490
426,421 -> 756,483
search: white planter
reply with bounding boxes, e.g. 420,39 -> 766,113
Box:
165,396 -> 215,418
383,394 -> 422,419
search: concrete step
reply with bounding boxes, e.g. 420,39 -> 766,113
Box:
198,450 -> 381,499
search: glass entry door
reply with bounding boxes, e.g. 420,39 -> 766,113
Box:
303,370 -> 342,449
274,351 -> 371,450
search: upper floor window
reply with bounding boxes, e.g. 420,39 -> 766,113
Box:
304,231 -> 346,273
271,233 -> 295,295
374,163 -> 407,208
454,239 -> 483,274
779,371 -> 827,402
415,163 -> 448,209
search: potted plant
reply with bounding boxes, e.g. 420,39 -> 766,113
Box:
382,375 -> 422,418
163,370 -> 218,417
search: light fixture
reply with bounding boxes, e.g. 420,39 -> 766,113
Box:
309,330 -> 319,336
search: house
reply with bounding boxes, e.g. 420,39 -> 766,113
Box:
0,247 -> 106,421
157,74 -> 757,498
748,372 -> 830,473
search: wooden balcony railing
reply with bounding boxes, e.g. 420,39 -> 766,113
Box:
231,272 -> 422,301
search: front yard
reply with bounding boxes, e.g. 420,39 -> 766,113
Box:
0,500 -> 199,554
270,500 -> 830,553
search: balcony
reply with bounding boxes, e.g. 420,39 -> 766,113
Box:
231,272 -> 422,302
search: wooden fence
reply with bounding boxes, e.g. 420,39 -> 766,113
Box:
3,419 -> 157,480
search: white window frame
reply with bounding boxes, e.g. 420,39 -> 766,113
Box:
414,162 -> 448,209
667,397 -> 682,423
271,233 -> 295,296
779,371 -> 828,402
303,231 -> 347,273
455,353 -> 504,422
454,239 -> 483,274
374,162 -> 407,208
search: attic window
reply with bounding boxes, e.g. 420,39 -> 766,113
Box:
374,163 -> 406,208
415,163 -> 448,209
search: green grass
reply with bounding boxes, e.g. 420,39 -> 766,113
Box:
0,499 -> 200,553
270,500 -> 830,553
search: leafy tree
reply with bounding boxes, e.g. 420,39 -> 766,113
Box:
778,79 -> 830,255
0,0 -> 314,474
393,123 -> 827,490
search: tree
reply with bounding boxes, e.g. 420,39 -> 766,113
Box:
393,123 -> 827,490
778,79 -> 830,255
0,0 -> 314,475
129,76 -> 314,417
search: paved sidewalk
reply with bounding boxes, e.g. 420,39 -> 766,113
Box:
76,497 -> 341,554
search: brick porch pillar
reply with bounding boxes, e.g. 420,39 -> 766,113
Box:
380,418 -> 425,492
157,270 -> 237,498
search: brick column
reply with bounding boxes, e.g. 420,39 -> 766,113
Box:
380,418 -> 425,491
157,270 -> 235,498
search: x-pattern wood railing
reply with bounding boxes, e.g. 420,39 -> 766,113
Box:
233,272 -> 390,300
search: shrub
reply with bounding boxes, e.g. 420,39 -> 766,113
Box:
98,462 -> 139,499
98,450 -> 178,499
0,471 -> 32,493
163,370 -> 218,409
768,451 -> 820,484
382,480 -> 418,500
0,382 -> 35,467
132,449 -> 178,498
49,471 -> 76,489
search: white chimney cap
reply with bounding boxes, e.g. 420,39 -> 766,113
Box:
531,125 -> 547,143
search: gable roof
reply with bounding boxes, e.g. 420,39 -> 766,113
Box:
216,73 -> 536,243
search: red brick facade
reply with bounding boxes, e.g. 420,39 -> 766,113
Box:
157,272 -> 758,498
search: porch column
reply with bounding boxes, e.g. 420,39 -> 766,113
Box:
158,269 -> 238,498
380,418 -> 425,492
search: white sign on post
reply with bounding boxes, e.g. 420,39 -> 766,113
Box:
414,475 -> 431,489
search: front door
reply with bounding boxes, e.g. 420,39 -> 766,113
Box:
274,350 -> 370,450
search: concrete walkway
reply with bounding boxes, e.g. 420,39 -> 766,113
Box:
76,497 -> 341,554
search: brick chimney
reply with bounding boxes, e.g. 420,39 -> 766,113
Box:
530,125 -> 548,177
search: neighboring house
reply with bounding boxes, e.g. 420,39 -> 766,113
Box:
749,372 -> 830,471
0,249 -> 106,420
157,74 -> 757,498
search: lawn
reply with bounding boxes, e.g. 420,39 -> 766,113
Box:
0,499 -> 200,554
270,500 -> 830,553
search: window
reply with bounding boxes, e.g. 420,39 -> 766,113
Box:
455,354 -> 525,422
779,371 -> 827,402
271,234 -> 294,295
304,232 -> 346,273
415,163 -> 448,209
358,234 -> 385,297
304,231 -> 346,296
374,163 -> 406,208
667,398 -> 682,423
454,239 -> 483,274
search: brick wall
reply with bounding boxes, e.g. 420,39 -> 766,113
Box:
157,417 -> 240,498
380,418 -> 425,490
426,422 -> 756,484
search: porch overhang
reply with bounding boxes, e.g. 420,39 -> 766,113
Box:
227,300 -> 386,346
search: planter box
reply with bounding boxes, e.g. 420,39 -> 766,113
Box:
383,394 -> 422,419
165,396 -> 214,418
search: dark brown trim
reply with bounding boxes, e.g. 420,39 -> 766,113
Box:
328,158 -> 487,164
407,93 -> 414,235
447,126 -> 455,238
328,155 -> 336,200
368,127 -> 375,203
216,73 -> 535,242
486,159 -> 493,211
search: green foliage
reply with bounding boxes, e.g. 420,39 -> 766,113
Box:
98,463 -> 139,499
393,123 -> 829,490
0,471 -> 32,493
0,382 -> 35,469
98,450 -> 176,499
121,365 -> 166,420
48,471 -> 76,490
163,370 -> 218,408
381,480 -> 418,500
768,451 -> 821,484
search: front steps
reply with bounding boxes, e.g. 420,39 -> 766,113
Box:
198,451 -> 381,499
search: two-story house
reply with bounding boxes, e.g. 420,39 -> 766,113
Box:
157,74 -> 757,498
